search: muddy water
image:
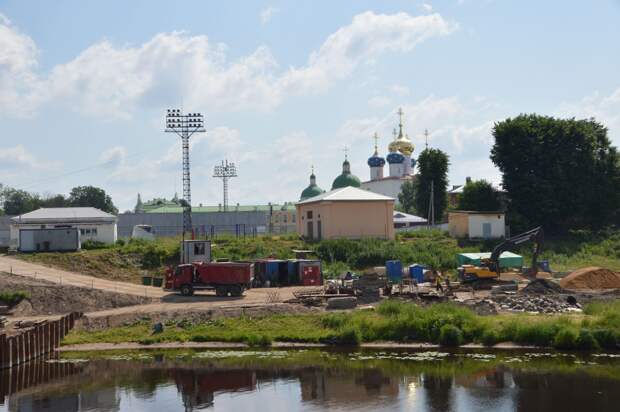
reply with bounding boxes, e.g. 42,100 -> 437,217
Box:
1,348 -> 619,411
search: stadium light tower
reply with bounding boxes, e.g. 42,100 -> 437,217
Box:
213,160 -> 237,212
165,109 -> 205,235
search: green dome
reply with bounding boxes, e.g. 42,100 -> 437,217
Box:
300,172 -> 325,200
332,160 -> 361,189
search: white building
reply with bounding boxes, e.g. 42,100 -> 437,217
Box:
448,211 -> 506,239
10,207 -> 118,249
360,108 -> 417,202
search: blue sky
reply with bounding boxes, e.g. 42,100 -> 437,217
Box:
1,0 -> 619,211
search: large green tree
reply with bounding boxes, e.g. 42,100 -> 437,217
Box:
397,180 -> 416,214
2,188 -> 40,215
457,179 -> 501,212
491,114 -> 620,232
69,186 -> 118,214
414,148 -> 449,221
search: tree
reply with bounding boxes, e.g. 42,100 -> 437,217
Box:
457,179 -> 501,211
491,114 -> 620,232
69,186 -> 118,214
397,180 -> 416,214
39,193 -> 69,208
414,148 -> 449,221
2,188 -> 40,215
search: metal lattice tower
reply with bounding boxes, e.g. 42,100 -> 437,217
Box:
165,109 -> 205,235
213,160 -> 237,212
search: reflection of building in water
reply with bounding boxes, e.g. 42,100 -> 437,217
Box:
9,393 -> 79,412
79,387 -> 120,411
423,374 -> 453,412
170,369 -> 256,410
300,369 -> 399,405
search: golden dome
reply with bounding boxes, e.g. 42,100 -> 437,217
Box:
388,108 -> 414,156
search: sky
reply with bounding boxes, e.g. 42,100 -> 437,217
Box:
0,0 -> 619,212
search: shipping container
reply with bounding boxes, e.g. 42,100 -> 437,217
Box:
386,260 -> 402,283
18,228 -> 80,252
300,260 -> 322,286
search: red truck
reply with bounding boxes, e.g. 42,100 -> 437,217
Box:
165,262 -> 254,297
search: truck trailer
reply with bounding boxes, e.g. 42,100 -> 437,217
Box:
165,261 -> 254,297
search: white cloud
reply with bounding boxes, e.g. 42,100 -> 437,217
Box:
0,145 -> 60,182
555,86 -> 620,146
421,3 -> 433,12
99,146 -> 127,168
390,84 -> 410,96
0,11 -> 456,119
260,6 -> 279,25
368,95 -> 391,108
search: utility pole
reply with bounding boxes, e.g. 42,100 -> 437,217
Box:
165,109 -> 205,237
213,160 -> 238,212
427,180 -> 435,228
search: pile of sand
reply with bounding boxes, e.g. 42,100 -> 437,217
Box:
559,267 -> 620,290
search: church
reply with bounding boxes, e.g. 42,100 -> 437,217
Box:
299,108 -> 417,205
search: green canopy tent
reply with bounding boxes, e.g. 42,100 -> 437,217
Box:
456,252 -> 524,269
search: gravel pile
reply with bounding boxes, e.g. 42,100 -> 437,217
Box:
492,294 -> 581,314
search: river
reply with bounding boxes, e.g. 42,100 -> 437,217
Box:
1,348 -> 619,411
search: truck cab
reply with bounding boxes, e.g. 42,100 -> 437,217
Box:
164,264 -> 195,295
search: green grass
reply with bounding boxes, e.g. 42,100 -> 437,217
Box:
63,300 -> 620,350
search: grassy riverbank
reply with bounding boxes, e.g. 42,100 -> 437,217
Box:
63,300 -> 620,350
17,229 -> 620,283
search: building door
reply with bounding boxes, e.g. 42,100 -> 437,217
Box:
317,221 -> 322,240
307,221 -> 314,239
482,223 -> 492,239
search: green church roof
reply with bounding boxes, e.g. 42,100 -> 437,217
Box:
331,159 -> 361,190
301,184 -> 324,200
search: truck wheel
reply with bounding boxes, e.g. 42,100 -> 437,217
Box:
180,284 -> 194,296
230,285 -> 243,297
215,286 -> 227,297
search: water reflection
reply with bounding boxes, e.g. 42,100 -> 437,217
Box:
0,350 -> 618,412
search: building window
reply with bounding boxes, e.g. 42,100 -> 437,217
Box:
292,214 -> 296,223
284,215 -> 288,223
307,211 -> 313,219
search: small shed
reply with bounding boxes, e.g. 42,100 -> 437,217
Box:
457,252 -> 523,269
448,211 -> 505,239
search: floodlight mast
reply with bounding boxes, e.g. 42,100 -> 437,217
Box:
213,160 -> 237,212
165,109 -> 205,236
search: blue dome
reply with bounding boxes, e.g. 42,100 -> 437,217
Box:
387,152 -> 405,164
367,155 -> 385,167
411,157 -> 416,169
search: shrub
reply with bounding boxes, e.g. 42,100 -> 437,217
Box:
321,313 -> 348,329
576,329 -> 600,350
321,327 -> 361,345
243,334 -> 272,347
553,328 -> 578,350
439,324 -> 463,347
481,329 -> 499,347
514,322 -> 558,347
591,329 -> 619,350
82,240 -> 109,250
0,291 -> 30,306
377,300 -> 404,317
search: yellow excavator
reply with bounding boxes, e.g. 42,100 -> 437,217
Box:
457,227 -> 544,283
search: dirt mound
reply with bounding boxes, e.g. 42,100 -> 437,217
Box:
559,267 -> 620,290
0,272 -> 152,316
522,279 -> 566,295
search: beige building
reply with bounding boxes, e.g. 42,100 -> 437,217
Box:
296,186 -> 395,240
448,211 -> 505,239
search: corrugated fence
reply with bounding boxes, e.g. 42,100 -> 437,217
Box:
0,312 -> 82,370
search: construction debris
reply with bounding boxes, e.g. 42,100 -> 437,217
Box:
352,273 -> 385,303
326,296 -> 357,310
492,294 -> 581,314
559,267 -> 620,290
522,279 -> 566,294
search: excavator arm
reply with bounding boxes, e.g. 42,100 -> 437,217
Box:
487,226 -> 544,277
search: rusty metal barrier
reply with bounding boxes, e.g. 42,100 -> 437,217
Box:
0,312 -> 82,370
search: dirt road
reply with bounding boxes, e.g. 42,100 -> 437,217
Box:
0,255 -> 167,298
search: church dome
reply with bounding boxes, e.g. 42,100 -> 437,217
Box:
388,107 -> 415,156
411,157 -> 417,169
368,154 -> 385,167
332,159 -> 361,189
387,152 -> 405,164
300,170 -> 324,200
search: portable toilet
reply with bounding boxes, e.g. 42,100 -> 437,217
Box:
265,260 -> 281,284
287,260 -> 301,285
385,260 -> 402,283
409,264 -> 425,283
300,260 -> 322,286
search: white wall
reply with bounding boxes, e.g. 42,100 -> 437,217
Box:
10,222 -> 117,247
468,214 -> 505,239
360,179 -> 403,202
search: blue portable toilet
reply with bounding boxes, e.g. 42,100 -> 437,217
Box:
265,260 -> 281,283
409,264 -> 425,283
386,260 -> 402,283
